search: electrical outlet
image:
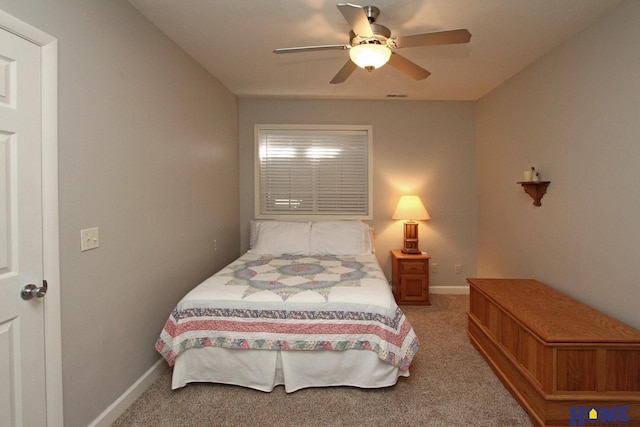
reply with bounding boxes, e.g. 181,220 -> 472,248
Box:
81,227 -> 99,251
431,263 -> 439,273
455,264 -> 463,274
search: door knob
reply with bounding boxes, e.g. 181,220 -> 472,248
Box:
21,280 -> 48,300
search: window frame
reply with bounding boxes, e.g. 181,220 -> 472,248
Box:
254,124 -> 373,220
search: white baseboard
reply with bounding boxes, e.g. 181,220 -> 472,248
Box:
88,358 -> 167,427
431,285 -> 469,295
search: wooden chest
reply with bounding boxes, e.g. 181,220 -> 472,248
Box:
467,278 -> 640,427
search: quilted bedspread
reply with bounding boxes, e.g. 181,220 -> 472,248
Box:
156,253 -> 419,371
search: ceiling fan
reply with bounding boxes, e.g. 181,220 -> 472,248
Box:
273,3 -> 471,84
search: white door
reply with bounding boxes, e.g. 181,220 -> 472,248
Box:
0,28 -> 48,427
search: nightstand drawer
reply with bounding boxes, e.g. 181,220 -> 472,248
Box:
399,260 -> 428,274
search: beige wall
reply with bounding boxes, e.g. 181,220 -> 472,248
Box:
0,1 -> 240,426
239,99 -> 478,288
476,0 -> 639,328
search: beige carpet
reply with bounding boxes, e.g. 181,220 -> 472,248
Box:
112,295 -> 532,426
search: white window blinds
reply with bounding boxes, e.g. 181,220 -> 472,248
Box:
255,125 -> 372,219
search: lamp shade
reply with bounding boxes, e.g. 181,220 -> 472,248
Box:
349,43 -> 391,70
392,195 -> 430,220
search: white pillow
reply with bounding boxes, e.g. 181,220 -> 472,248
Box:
309,221 -> 371,256
366,227 -> 375,254
249,221 -> 311,255
249,220 -> 267,249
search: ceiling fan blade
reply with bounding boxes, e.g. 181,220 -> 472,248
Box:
273,44 -> 349,54
330,60 -> 357,84
337,3 -> 374,38
390,29 -> 471,49
388,53 -> 431,80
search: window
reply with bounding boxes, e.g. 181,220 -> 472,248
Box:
255,124 -> 372,219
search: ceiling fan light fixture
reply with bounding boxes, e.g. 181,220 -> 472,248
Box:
349,43 -> 391,71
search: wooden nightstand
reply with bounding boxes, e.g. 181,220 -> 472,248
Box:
390,250 -> 431,305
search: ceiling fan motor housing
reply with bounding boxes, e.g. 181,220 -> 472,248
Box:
349,23 -> 391,47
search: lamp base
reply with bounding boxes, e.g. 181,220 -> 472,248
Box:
401,247 -> 421,254
401,222 -> 421,254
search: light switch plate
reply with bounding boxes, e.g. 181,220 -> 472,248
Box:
81,227 -> 99,251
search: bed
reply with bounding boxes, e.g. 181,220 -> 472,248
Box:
156,220 -> 419,392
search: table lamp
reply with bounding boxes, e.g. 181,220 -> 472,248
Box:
392,195 -> 430,254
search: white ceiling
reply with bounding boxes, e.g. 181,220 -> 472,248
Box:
128,0 -> 622,101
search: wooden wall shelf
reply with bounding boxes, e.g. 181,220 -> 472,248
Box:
517,181 -> 550,206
